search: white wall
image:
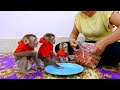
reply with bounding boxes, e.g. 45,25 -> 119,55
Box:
0,11 -> 78,39
0,11 -> 118,54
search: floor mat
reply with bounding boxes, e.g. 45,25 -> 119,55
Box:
0,54 -> 120,79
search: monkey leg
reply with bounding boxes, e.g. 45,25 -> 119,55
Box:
68,55 -> 73,61
33,53 -> 44,69
46,57 -> 62,68
18,57 -> 36,74
18,57 -> 28,73
58,56 -> 68,63
65,57 -> 69,63
34,53 -> 41,66
58,56 -> 64,63
40,58 -> 49,67
28,57 -> 34,64
37,53 -> 42,59
37,53 -> 45,69
14,55 -> 22,61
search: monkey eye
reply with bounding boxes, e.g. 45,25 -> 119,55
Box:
51,38 -> 55,41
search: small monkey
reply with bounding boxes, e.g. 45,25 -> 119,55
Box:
57,42 -> 69,63
57,42 -> 75,63
38,33 -> 62,68
13,34 -> 43,75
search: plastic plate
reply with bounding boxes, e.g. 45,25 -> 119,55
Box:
45,63 -> 84,75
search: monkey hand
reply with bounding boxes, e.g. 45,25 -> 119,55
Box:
21,70 -> 36,75
57,66 -> 63,69
56,64 -> 63,69
38,64 -> 44,70
41,65 -> 44,69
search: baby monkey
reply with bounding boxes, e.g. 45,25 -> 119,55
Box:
38,33 -> 62,68
13,34 -> 43,75
57,42 -> 75,63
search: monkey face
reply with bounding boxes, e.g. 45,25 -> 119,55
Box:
63,43 -> 68,53
49,36 -> 56,44
59,42 -> 68,53
23,34 -> 38,48
43,33 -> 56,44
29,36 -> 38,48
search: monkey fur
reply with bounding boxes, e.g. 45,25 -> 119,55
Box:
38,33 -> 62,68
57,42 -> 75,63
13,34 -> 43,75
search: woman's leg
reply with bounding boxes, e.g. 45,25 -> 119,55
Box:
85,41 -> 120,67
97,42 -> 120,67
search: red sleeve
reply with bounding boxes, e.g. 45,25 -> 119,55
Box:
50,45 -> 54,54
14,44 -> 24,53
51,45 -> 53,51
39,38 -> 48,44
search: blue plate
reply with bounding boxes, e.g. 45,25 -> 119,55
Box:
45,63 -> 84,75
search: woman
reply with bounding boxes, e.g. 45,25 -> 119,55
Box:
69,11 -> 120,67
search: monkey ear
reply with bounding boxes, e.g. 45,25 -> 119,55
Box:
46,38 -> 49,42
59,42 -> 64,49
23,38 -> 29,44
64,43 -> 68,47
43,36 -> 49,42
59,44 -> 62,49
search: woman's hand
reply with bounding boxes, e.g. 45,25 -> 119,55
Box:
91,39 -> 107,56
70,39 -> 79,52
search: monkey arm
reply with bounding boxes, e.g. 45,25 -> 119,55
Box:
51,52 -> 56,57
50,51 -> 59,60
13,51 -> 36,57
46,57 -> 61,68
67,55 -> 75,61
58,56 -> 65,63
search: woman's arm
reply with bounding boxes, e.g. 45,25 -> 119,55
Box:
102,12 -> 120,46
69,23 -> 80,51
69,23 -> 79,41
92,12 -> 120,55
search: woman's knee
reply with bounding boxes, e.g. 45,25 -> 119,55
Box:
105,42 -> 120,56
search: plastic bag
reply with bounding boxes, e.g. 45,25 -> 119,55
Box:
74,41 -> 101,69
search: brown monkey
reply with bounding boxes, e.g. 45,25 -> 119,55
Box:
13,34 -> 43,75
57,42 -> 69,63
57,42 -> 75,63
38,33 -> 62,68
